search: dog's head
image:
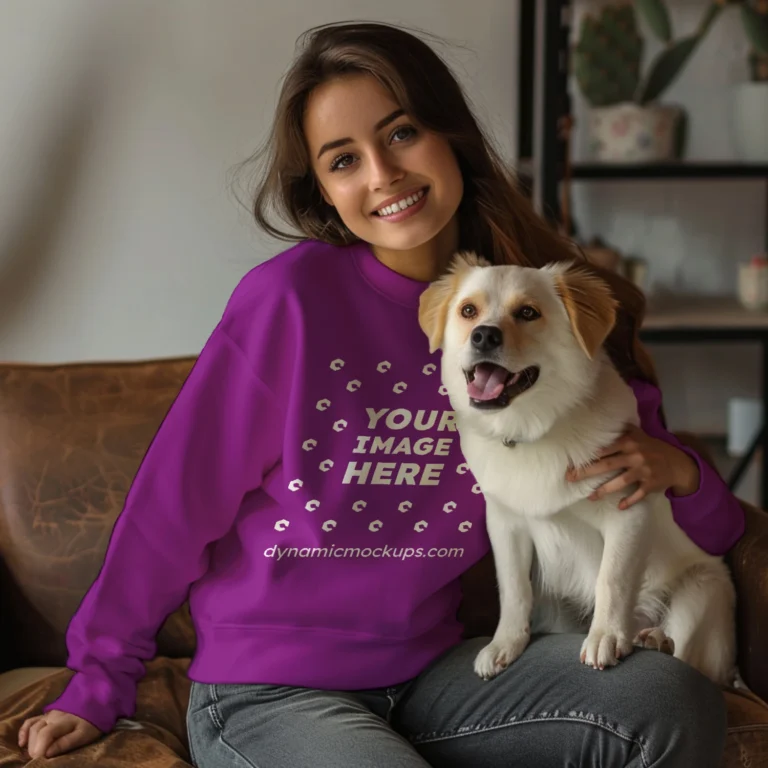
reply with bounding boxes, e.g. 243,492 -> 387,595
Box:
418,252 -> 618,442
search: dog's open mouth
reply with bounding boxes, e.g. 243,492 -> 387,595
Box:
465,363 -> 540,408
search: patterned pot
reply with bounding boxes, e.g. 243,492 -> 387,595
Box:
587,102 -> 685,163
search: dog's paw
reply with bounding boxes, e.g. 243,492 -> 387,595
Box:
633,627 -> 675,656
580,627 -> 634,670
474,633 -> 530,680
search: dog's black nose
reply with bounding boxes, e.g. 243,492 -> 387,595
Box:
471,325 -> 503,352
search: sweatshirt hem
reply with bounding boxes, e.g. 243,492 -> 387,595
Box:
187,621 -> 464,690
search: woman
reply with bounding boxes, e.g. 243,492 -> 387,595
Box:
19,21 -> 743,767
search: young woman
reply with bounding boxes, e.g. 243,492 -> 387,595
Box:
19,21 -> 744,767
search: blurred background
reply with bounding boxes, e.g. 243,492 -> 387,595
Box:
0,0 -> 765,502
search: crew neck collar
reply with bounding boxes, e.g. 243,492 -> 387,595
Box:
352,241 -> 432,308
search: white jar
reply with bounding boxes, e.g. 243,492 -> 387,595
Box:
727,397 -> 763,456
732,83 -> 768,163
738,260 -> 768,311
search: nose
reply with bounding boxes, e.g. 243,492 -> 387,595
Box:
368,149 -> 405,191
471,325 -> 503,352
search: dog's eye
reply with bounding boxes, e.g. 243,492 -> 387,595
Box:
515,305 -> 540,321
461,304 -> 477,319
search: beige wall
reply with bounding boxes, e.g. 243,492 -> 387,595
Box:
0,0 -> 519,363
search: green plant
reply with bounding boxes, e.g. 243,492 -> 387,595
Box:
574,1 -> 723,107
738,0 -> 768,81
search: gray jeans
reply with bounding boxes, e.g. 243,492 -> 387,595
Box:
185,634 -> 726,767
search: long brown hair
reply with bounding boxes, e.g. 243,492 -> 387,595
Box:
235,21 -> 659,389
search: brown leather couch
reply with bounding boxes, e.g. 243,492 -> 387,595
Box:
0,356 -> 767,767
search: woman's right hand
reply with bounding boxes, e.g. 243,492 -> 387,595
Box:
18,709 -> 102,759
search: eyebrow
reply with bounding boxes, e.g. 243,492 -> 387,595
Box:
315,109 -> 405,160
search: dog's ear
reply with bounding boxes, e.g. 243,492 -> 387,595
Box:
554,265 -> 618,359
419,273 -> 459,353
449,250 -> 493,270
418,251 -> 490,353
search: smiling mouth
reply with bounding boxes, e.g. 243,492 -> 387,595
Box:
372,187 -> 428,217
465,363 -> 540,409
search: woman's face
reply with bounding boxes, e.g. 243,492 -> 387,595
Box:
303,74 -> 464,254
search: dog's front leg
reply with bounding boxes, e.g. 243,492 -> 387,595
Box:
474,500 -> 534,680
581,500 -> 652,670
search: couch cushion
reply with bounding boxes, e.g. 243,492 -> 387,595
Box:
0,668 -> 61,703
722,688 -> 768,767
0,658 -> 192,767
0,358 -> 197,671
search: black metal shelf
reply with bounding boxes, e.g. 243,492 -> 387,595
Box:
518,0 -> 768,506
515,159 -> 768,183
571,162 -> 768,180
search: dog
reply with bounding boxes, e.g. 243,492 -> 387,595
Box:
418,251 -> 737,685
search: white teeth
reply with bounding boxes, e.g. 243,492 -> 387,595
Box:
377,189 -> 424,217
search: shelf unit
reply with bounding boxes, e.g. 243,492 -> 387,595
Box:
572,163 -> 768,181
518,1 -> 768,247
518,0 -> 768,506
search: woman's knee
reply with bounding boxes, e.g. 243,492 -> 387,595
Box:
633,652 -> 727,767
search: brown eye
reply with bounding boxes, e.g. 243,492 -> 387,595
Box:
461,304 -> 477,319
516,305 -> 540,321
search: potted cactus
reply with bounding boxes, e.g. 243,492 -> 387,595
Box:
573,1 -> 721,162
730,1 -> 768,161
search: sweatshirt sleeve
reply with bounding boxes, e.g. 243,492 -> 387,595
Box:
630,378 -> 745,556
43,324 -> 283,733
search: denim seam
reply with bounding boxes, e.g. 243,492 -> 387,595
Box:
409,714 -> 649,768
187,736 -> 199,768
208,685 -> 225,731
185,703 -> 200,767
206,683 -> 262,768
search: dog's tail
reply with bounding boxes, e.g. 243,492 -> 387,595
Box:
663,561 -> 737,686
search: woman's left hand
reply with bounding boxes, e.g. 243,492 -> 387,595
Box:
565,424 -> 700,510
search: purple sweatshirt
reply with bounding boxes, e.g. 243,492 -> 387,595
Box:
45,240 -> 745,733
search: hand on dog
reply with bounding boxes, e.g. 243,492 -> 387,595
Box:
565,424 -> 700,509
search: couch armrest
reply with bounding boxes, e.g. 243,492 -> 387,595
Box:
726,501 -> 768,702
673,432 -> 768,699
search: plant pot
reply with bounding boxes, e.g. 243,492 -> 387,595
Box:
731,83 -> 768,163
587,103 -> 685,163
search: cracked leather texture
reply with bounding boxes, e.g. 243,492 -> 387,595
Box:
0,358 -> 197,669
1,359 -> 767,767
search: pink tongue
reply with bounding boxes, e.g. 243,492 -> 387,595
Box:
468,364 -> 518,401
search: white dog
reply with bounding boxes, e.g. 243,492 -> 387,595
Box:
418,252 -> 736,685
